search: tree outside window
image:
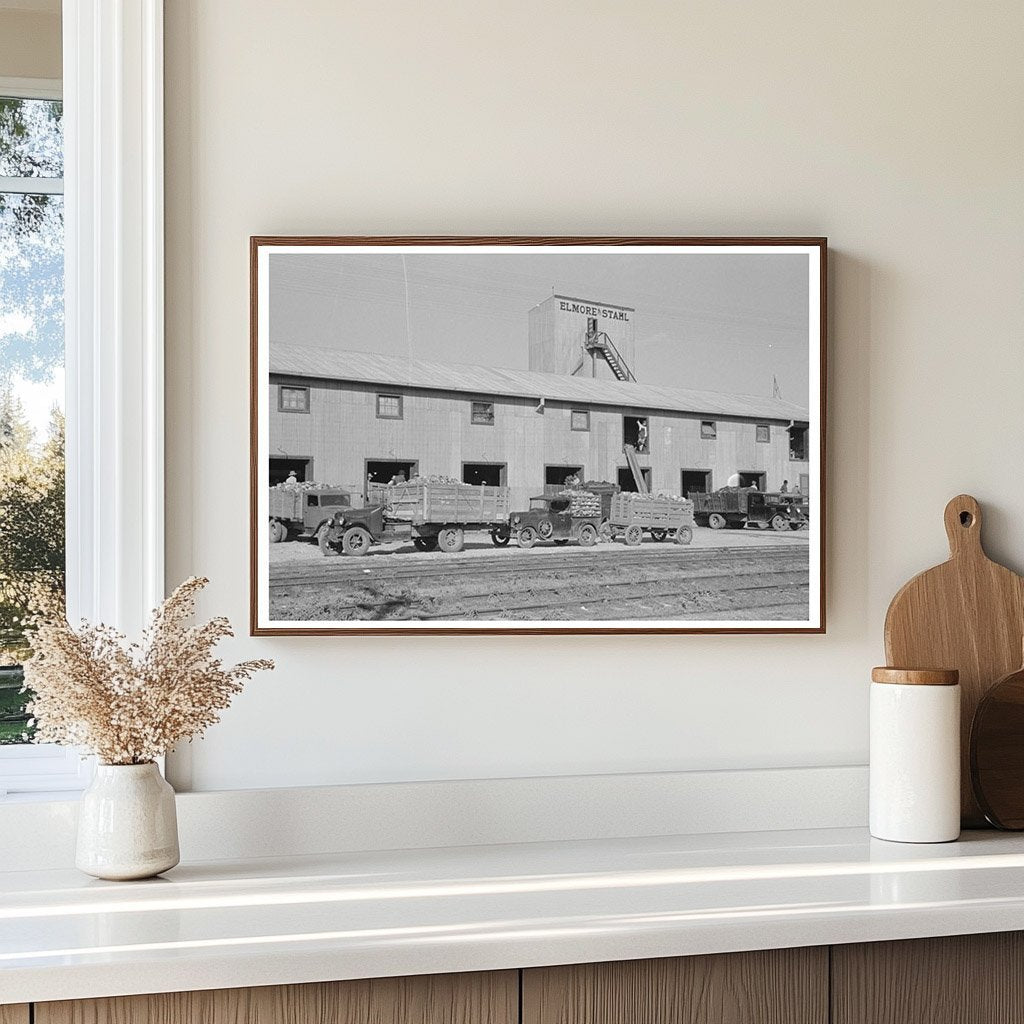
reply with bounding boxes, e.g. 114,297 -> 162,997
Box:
0,95 -> 65,744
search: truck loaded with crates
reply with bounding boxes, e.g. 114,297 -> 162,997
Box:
316,479 -> 511,556
689,487 -> 809,531
510,490 -> 604,549
607,492 -> 694,546
268,484 -> 354,544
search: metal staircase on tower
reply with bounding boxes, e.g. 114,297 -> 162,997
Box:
578,321 -> 636,382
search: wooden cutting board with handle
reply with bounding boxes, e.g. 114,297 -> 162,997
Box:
884,494 -> 1024,826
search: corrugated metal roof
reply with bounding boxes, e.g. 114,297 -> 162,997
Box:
270,345 -> 811,422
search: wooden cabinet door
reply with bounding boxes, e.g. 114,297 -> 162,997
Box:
36,971 -> 517,1024
832,932 -> 1024,1024
523,948 -> 828,1024
0,1007 -> 30,1024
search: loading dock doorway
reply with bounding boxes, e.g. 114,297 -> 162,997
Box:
545,464 -> 584,493
681,469 -> 712,497
623,415 -> 649,454
617,465 -> 652,493
462,462 -> 507,486
365,458 -> 419,489
269,457 -> 312,485
739,471 -> 766,490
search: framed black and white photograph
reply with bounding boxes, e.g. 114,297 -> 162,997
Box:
250,237 -> 826,635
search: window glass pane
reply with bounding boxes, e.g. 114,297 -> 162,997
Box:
377,394 -> 401,418
700,421 -> 717,439
756,424 -> 770,443
0,98 -> 63,178
280,385 -> 308,410
471,401 -> 493,424
571,410 -> 589,431
0,179 -> 65,744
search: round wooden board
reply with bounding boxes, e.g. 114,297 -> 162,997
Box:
971,664 -> 1024,829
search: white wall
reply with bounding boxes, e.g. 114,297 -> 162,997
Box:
164,1 -> 1024,791
0,7 -> 61,81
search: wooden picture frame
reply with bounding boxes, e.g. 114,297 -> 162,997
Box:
251,237 -> 827,635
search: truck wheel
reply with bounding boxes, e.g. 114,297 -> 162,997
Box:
578,523 -> 598,547
708,513 -> 726,530
269,520 -> 284,544
624,524 -> 643,547
537,518 -> 554,540
317,524 -> 339,556
674,525 -> 693,545
598,521 -> 613,543
341,526 -> 372,556
490,527 -> 510,546
437,527 -> 465,553
517,526 -> 537,549
650,529 -> 667,542
414,536 -> 438,552
771,515 -> 789,531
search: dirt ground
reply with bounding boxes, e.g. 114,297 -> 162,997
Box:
268,527 -> 811,623
269,525 -> 809,564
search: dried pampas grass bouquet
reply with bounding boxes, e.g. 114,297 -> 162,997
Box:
23,576 -> 273,765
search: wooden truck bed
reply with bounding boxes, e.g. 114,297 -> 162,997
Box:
268,488 -> 303,521
609,493 -> 695,528
384,483 -> 511,526
690,490 -> 747,515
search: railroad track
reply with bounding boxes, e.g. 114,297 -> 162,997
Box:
420,581 -> 811,622
271,562 -> 807,603
269,544 -> 804,589
274,569 -> 810,621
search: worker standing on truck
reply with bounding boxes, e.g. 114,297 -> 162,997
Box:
636,418 -> 648,453
285,470 -> 299,486
781,479 -> 789,493
389,471 -> 406,485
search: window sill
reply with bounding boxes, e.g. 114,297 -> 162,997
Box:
3,825 -> 1024,1004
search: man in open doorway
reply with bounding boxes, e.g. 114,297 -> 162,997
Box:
636,418 -> 648,453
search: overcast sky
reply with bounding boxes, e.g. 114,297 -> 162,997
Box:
269,250 -> 810,403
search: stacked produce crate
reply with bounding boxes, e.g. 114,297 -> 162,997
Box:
557,488 -> 602,518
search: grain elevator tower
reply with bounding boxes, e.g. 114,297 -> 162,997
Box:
528,294 -> 637,381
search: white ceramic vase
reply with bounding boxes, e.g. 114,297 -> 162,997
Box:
76,762 -> 180,880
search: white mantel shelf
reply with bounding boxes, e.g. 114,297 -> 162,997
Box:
5,826 -> 1024,1004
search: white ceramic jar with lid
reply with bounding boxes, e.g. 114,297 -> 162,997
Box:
870,667 -> 960,843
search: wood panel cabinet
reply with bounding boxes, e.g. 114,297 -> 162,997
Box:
522,948 -> 828,1024
35,971 -> 517,1024
13,933 -> 1024,1024
832,932 -> 1024,1024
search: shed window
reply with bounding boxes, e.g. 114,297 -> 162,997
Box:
756,424 -> 771,443
279,385 -> 309,413
471,401 -> 494,425
570,409 -> 590,432
700,420 -> 717,440
376,394 -> 403,419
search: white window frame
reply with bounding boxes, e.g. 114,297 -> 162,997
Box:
0,1 -> 164,797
